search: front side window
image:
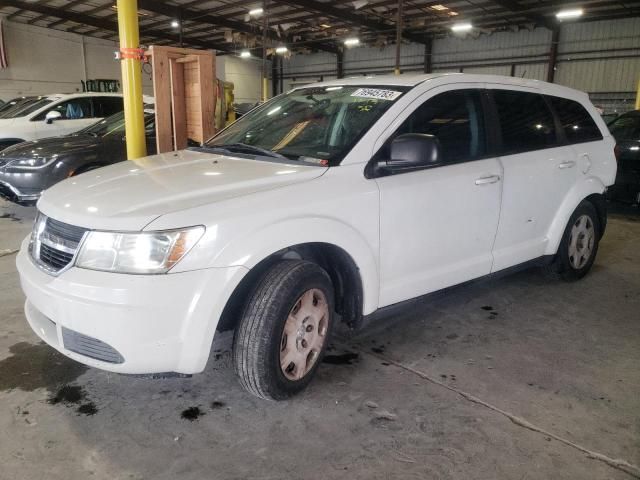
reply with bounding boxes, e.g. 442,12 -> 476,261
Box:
493,90 -> 557,154
377,89 -> 487,164
33,98 -> 93,121
206,85 -> 408,165
546,96 -> 602,144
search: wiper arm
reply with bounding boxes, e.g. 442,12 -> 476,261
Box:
207,143 -> 289,160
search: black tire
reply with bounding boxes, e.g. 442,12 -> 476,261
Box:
232,260 -> 335,400
548,200 -> 601,281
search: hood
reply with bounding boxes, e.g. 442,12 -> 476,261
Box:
0,134 -> 103,164
38,148 -> 328,230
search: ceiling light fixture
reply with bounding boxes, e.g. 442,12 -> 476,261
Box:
240,50 -> 251,58
275,46 -> 288,54
430,4 -> 449,11
556,8 -> 583,19
451,22 -> 472,32
344,37 -> 360,46
249,7 -> 264,16
170,20 -> 180,28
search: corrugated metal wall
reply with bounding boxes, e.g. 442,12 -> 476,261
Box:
280,18 -> 640,111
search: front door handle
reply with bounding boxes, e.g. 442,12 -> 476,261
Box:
475,175 -> 501,185
558,160 -> 576,169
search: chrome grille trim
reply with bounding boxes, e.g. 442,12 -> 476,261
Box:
30,213 -> 88,276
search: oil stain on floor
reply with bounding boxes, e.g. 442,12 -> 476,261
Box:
0,342 -> 88,392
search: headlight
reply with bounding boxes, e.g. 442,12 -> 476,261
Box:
7,157 -> 55,168
75,227 -> 205,274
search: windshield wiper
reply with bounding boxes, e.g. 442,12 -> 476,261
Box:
206,143 -> 289,160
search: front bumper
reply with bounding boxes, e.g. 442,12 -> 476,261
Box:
16,238 -> 248,374
0,179 -> 41,204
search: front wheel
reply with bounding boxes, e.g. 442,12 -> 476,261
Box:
232,260 -> 335,400
549,201 -> 601,281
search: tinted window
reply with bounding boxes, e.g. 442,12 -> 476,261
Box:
388,89 -> 486,163
33,98 -> 93,121
493,90 -> 557,154
608,113 -> 640,141
547,96 -> 602,143
94,97 -> 123,117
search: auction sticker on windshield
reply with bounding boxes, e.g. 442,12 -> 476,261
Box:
351,88 -> 402,101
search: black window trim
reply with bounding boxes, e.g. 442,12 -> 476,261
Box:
365,87 -> 496,179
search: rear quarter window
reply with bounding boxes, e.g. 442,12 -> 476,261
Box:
546,96 -> 603,144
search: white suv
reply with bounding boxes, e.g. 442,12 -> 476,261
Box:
16,74 -> 616,400
0,93 -> 123,150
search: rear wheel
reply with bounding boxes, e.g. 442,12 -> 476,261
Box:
232,260 -> 334,400
549,201 -> 600,281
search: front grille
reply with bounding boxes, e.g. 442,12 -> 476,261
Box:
31,214 -> 88,274
46,218 -> 87,244
39,243 -> 74,270
62,327 -> 125,364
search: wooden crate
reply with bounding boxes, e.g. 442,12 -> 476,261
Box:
145,46 -> 216,153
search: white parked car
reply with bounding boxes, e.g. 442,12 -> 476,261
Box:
0,93 -> 123,150
17,74 -> 616,400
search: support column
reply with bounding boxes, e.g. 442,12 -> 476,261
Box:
116,0 -> 146,159
423,37 -> 432,74
394,0 -> 403,75
337,50 -> 344,79
636,79 -> 640,110
272,55 -> 279,97
547,27 -> 560,83
262,0 -> 268,101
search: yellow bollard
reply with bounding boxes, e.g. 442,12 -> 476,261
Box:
117,0 -> 146,160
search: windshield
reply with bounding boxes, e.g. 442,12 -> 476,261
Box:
80,110 -> 154,137
0,97 -> 53,119
0,97 -> 33,116
609,113 -> 640,140
206,85 -> 408,164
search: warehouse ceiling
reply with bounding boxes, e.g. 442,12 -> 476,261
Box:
1,0 -> 639,55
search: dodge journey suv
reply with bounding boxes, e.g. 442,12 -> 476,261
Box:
17,74 -> 616,400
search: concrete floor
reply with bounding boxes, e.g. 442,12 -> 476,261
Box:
1,197 -> 638,480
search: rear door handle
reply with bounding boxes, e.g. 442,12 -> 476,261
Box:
558,160 -> 576,169
475,175 -> 501,185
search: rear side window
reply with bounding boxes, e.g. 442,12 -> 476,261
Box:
546,96 -> 602,143
94,97 -> 124,117
390,89 -> 487,163
492,90 -> 557,154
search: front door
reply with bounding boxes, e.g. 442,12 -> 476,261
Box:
374,88 -> 503,307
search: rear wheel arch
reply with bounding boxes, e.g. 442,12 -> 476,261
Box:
217,242 -> 364,333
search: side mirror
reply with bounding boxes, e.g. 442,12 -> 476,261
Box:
376,133 -> 442,175
45,110 -> 62,124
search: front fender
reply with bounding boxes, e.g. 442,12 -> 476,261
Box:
209,217 -> 380,315
544,176 -> 606,256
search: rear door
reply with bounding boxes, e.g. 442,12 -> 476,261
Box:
374,87 -> 503,307
489,88 -> 578,271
